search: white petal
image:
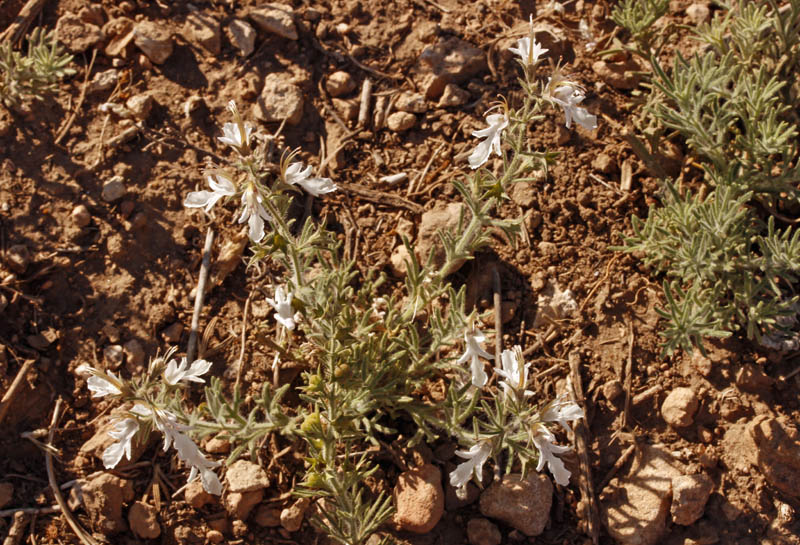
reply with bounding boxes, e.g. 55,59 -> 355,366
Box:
87,375 -> 121,397
185,359 -> 212,382
208,174 -> 236,195
298,177 -> 338,197
184,191 -> 214,209
102,441 -> 126,469
470,356 -> 488,388
248,211 -> 265,242
468,138 -> 494,169
201,469 -> 223,495
449,460 -> 475,488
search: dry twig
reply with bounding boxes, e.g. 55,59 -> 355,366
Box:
0,0 -> 48,44
55,49 -> 96,145
234,294 -> 253,392
187,227 -> 214,364
0,359 -> 35,426
492,266 -> 503,358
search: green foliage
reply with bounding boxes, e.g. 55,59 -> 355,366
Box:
618,0 -> 800,353
609,0 -> 670,57
0,28 -> 74,107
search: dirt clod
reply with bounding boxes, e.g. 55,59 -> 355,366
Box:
249,4 -> 298,41
326,71 -> 356,97
670,474 -> 713,525
134,21 -> 174,65
128,501 -> 161,539
479,473 -> 552,537
661,387 -> 699,428
280,497 -> 311,532
5,245 -> 30,274
57,13 -> 102,53
225,460 -> 270,493
467,517 -> 502,545
227,20 -> 256,56
82,473 -> 134,535
387,111 -> 416,132
393,463 -> 445,534
255,73 -> 304,125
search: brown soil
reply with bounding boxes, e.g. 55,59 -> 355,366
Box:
1,1 -> 799,544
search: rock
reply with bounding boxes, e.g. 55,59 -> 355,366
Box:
125,93 -> 153,121
747,416 -> 800,498
225,460 -> 269,493
280,497 -> 311,532
418,37 -> 486,99
6,244 -> 31,273
686,2 -> 711,24
57,13 -> 102,53
103,344 -> 124,369
88,69 -> 119,94
603,379 -> 623,402
467,517 -> 501,545
735,363 -> 773,392
661,387 -> 699,428
104,17 -> 135,58
0,482 -> 13,509
254,73 -> 304,125
592,60 -> 641,90
206,529 -> 224,543
254,505 -> 282,527
417,202 -> 468,275
326,71 -> 356,97
249,4 -> 298,40
438,84 -> 470,107
82,473 -> 134,535
128,501 -> 161,539
601,445 -> 684,545
185,481 -> 215,509
389,243 -> 411,277
534,283 -> 577,327
184,12 -> 221,54
670,474 -> 713,525
71,204 -> 91,227
395,92 -> 428,114
133,21 -> 174,65
225,489 -> 263,520
78,5 -> 103,26
332,98 -> 358,121
592,152 -> 616,174
205,436 -> 231,454
123,339 -> 145,372
393,463 -> 445,534
162,322 -> 183,343
387,111 -> 416,132
509,182 -> 537,208
479,473 -> 552,536
690,348 -> 712,377
102,176 -> 126,202
226,19 -> 256,56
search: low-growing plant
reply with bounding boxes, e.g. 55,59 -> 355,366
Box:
0,28 -> 74,108
616,0 -> 800,354
77,19 -> 594,545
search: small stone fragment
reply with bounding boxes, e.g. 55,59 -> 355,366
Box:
123,339 -> 145,373
326,70 -> 356,97
479,473 -> 552,536
592,152 -> 616,174
103,17 -> 135,58
393,463 -> 445,534
71,204 -> 91,227
57,13 -> 103,53
387,111 -> 416,132
225,489 -> 263,520
603,379 -> 623,402
225,460 -> 270,493
206,529 -> 224,544
438,84 -> 470,107
735,363 -> 773,392
102,176 -> 126,202
395,92 -> 428,114
686,2 -> 711,24
125,93 -> 153,121
746,415 -> 800,498
185,481 -> 215,509
205,436 -> 231,454
670,474 -> 713,525
280,497 -> 311,532
389,243 -> 411,277
184,12 -> 221,54
82,473 -> 134,536
103,344 -> 124,369
6,244 -> 31,274
0,482 -> 13,509
592,60 -> 641,90
418,37 -> 486,99
661,387 -> 699,428
133,21 -> 174,65
249,4 -> 298,40
255,73 -> 304,125
162,322 -> 183,343
128,501 -> 161,539
254,505 -> 282,527
467,517 -> 502,545
226,19 -> 256,56
332,98 -> 358,121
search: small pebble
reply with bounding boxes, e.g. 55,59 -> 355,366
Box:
387,111 -> 416,132
71,205 -> 91,227
102,176 -> 126,202
5,245 -> 30,274
162,322 -> 183,343
325,71 -> 356,97
103,344 -> 125,369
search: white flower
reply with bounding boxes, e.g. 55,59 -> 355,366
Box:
285,162 -> 338,197
238,186 -> 271,242
184,174 -> 236,213
86,373 -> 122,397
457,327 -> 493,388
101,418 -> 139,468
218,121 -> 253,151
509,36 -> 548,66
495,346 -> 532,398
449,442 -> 492,491
533,426 -> 573,486
540,393 -> 584,435
266,286 -> 297,331
164,357 -> 213,386
468,112 -> 509,169
549,82 -> 597,130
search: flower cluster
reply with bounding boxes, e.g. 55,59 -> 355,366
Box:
76,352 -> 222,494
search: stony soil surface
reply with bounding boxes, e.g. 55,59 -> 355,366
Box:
1,1 -> 799,544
